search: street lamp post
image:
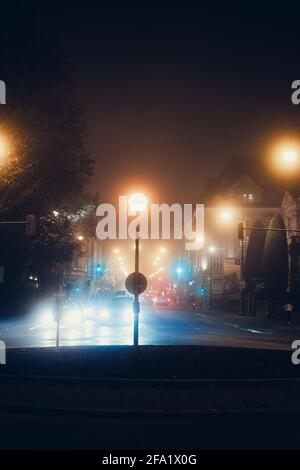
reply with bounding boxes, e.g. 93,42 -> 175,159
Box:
128,192 -> 148,347
208,246 -> 216,309
133,232 -> 140,346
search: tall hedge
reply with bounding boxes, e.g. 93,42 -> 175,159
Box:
263,213 -> 288,298
244,219 -> 266,290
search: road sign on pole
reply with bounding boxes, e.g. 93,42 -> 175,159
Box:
125,272 -> 147,296
125,235 -> 147,347
53,297 -> 63,348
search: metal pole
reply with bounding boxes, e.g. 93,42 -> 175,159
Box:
133,236 -> 140,347
56,319 -> 60,348
209,255 -> 213,309
240,207 -> 245,315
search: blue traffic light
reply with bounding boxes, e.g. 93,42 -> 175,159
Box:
96,264 -> 102,273
95,262 -> 105,276
199,287 -> 207,297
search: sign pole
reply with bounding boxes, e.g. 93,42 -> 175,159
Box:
56,319 -> 60,348
54,297 -> 62,348
133,236 -> 140,347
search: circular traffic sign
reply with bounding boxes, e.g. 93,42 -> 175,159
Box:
125,272 -> 147,295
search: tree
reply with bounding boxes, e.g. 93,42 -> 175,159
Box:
0,9 -> 93,217
263,213 -> 288,312
29,213 -> 81,295
244,219 -> 266,291
0,11 -> 94,308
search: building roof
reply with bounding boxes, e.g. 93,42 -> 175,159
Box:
199,157 -> 300,207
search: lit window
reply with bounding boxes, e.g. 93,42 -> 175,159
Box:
240,193 -> 254,203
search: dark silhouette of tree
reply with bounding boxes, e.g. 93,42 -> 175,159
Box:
263,213 -> 288,314
244,219 -> 267,315
0,8 -> 94,307
0,6 -> 93,217
244,219 -> 266,291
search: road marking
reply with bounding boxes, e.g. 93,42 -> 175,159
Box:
223,322 -> 267,335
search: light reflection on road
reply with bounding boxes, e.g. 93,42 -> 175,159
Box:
0,307 -> 296,350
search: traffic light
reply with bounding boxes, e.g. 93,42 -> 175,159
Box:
237,221 -> 244,240
199,287 -> 207,297
96,263 -> 105,276
96,263 -> 102,273
26,214 -> 37,235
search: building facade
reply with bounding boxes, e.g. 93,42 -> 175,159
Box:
190,157 -> 283,297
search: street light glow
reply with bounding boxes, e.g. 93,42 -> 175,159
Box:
219,209 -> 233,222
269,139 -> 300,175
128,192 -> 148,212
0,135 -> 9,164
208,245 -> 216,253
282,150 -> 297,163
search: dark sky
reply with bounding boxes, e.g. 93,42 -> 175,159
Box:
11,3 -> 300,202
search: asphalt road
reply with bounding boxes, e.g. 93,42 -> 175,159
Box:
1,306 -> 300,450
0,305 -> 298,350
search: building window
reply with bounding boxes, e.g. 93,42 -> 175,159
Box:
240,193 -> 254,203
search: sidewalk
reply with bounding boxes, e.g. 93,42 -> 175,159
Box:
196,308 -> 300,335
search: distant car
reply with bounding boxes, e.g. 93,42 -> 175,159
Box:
98,292 -> 133,324
140,295 -> 153,306
40,299 -> 84,328
154,296 -> 171,307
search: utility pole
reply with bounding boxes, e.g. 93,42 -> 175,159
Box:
133,234 -> 140,347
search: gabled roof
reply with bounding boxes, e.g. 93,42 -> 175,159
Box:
199,157 -> 300,206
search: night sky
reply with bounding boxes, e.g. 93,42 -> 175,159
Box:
5,3 -> 300,203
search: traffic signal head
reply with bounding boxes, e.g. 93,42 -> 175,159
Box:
199,287 -> 207,296
237,221 -> 244,240
26,214 -> 37,235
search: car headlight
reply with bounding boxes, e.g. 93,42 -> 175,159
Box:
99,308 -> 110,320
41,310 -> 55,327
62,307 -> 82,327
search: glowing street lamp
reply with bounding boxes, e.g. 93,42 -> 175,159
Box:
208,245 -> 216,253
219,209 -> 233,222
270,138 -> 300,175
0,135 -> 9,164
282,149 -> 297,164
128,192 -> 148,212
77,235 -> 84,241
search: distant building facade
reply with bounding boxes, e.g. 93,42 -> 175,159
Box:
190,157 -> 283,297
